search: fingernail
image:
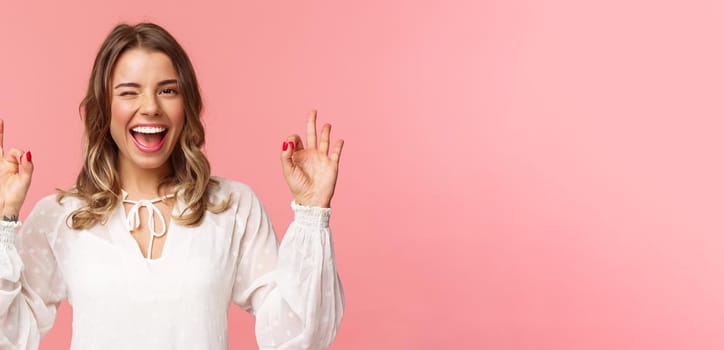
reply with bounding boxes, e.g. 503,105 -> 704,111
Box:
289,141 -> 294,149
26,151 -> 32,162
282,142 -> 288,151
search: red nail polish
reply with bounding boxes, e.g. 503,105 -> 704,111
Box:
282,142 -> 288,151
26,151 -> 32,162
289,141 -> 294,149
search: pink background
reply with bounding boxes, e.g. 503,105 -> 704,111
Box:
1,0 -> 723,349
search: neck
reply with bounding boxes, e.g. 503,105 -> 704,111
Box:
117,160 -> 173,199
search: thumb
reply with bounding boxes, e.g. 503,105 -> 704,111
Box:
18,151 -> 33,184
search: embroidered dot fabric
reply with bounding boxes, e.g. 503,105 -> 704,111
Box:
0,178 -> 344,349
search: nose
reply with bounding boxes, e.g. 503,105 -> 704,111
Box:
139,92 -> 161,117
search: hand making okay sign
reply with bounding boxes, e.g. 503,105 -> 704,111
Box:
281,110 -> 344,208
0,119 -> 34,218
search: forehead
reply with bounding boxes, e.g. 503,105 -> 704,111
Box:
111,48 -> 178,82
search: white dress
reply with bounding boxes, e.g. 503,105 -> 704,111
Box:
0,177 -> 344,349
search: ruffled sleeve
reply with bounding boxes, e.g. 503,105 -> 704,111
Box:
230,188 -> 344,349
0,196 -> 67,349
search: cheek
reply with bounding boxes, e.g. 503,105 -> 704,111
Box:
110,100 -> 132,123
165,99 -> 185,120
109,102 -> 133,140
163,100 -> 186,131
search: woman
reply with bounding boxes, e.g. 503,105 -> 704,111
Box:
0,23 -> 344,349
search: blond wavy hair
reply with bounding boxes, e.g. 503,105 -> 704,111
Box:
58,22 -> 231,229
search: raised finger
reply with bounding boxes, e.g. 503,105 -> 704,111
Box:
319,123 -> 331,155
306,110 -> 318,150
0,119 -> 4,157
330,139 -> 344,165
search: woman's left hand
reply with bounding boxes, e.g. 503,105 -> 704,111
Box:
281,110 -> 344,208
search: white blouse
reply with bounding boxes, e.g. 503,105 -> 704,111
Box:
0,177 -> 344,349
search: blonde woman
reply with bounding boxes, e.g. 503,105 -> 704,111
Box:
0,23 -> 344,349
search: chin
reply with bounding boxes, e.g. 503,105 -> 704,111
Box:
138,158 -> 171,169
125,152 -> 172,170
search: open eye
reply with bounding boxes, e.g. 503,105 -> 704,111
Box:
159,88 -> 178,95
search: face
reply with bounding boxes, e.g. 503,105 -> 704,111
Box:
109,48 -> 184,175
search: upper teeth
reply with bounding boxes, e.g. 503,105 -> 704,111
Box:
132,126 -> 167,134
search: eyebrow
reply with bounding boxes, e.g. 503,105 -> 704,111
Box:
113,79 -> 179,89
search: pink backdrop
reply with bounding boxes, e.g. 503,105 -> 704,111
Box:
1,0 -> 723,349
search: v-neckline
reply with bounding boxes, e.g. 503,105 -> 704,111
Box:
115,193 -> 181,263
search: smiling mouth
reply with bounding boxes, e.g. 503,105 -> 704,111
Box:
130,126 -> 168,153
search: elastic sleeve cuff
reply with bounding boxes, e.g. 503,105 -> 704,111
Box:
0,220 -> 21,247
291,200 -> 331,228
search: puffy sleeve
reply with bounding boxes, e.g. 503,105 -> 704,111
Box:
0,196 -> 67,349
230,187 -> 344,350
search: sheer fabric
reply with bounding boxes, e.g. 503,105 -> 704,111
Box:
0,178 -> 343,349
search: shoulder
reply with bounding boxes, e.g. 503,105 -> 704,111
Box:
32,193 -> 81,215
23,192 -> 79,231
210,176 -> 265,211
211,176 -> 254,195
211,176 -> 262,199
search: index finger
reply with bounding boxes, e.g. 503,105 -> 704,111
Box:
306,110 -> 318,150
0,119 -> 4,156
